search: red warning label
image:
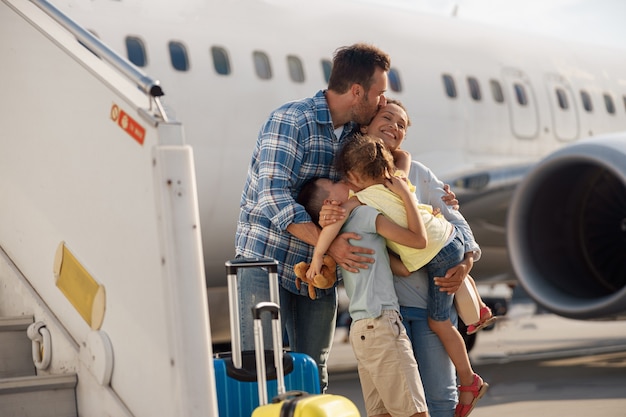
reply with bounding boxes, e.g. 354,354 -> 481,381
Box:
110,104 -> 146,145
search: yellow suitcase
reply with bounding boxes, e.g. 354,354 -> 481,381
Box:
247,302 -> 360,416
252,391 -> 361,417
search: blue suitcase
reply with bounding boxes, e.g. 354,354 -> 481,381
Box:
213,259 -> 320,417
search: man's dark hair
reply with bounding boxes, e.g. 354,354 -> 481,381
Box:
328,43 -> 391,95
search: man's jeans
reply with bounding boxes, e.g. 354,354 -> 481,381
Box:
237,265 -> 337,392
400,305 -> 458,417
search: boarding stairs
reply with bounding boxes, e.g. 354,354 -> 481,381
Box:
0,0 -> 217,414
0,316 -> 77,417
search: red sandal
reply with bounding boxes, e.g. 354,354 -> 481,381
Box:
455,373 -> 489,417
466,306 -> 497,335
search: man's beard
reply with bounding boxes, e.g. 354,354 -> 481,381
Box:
352,96 -> 378,126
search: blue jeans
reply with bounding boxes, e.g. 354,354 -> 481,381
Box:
427,231 -> 465,321
400,306 -> 458,417
237,266 -> 337,392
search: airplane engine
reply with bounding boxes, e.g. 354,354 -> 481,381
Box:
507,134 -> 626,320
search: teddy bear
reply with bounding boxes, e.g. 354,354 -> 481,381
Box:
293,255 -> 337,300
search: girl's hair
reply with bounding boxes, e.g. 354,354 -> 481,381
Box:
336,133 -> 396,181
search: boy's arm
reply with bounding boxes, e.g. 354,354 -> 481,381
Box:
389,251 -> 410,277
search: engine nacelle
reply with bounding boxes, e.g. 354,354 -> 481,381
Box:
507,133 -> 626,319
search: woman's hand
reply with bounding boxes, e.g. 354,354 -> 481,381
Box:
433,253 -> 473,294
441,183 -> 459,210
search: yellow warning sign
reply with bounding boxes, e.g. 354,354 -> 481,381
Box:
54,242 -> 106,330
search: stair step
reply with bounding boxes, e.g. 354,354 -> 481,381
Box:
0,316 -> 35,378
0,374 -> 77,417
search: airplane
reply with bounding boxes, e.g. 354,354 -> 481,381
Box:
1,0 -> 625,415
55,0 -> 626,330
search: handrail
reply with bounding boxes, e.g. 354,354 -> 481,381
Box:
27,322 -> 52,370
30,0 -> 169,121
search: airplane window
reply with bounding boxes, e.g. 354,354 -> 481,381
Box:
253,51 -> 272,80
126,36 -> 147,67
442,74 -> 457,98
555,88 -> 569,110
169,41 -> 189,71
514,83 -> 528,106
211,46 -> 230,75
389,68 -> 402,92
490,79 -> 504,103
287,55 -> 305,83
580,90 -> 593,112
467,77 -> 481,101
321,59 -> 332,83
604,93 -> 615,114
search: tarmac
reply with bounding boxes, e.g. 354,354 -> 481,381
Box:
327,301 -> 626,373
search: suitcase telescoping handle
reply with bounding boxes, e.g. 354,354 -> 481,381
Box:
225,258 -> 280,369
253,301 -> 286,406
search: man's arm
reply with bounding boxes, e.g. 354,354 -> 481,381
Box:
285,222 -> 322,247
257,110 -> 373,273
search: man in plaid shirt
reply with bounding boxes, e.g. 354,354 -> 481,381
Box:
235,43 -> 390,392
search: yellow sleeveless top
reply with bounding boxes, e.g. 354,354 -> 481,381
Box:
352,182 -> 453,271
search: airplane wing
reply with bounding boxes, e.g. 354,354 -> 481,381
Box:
443,163 -> 533,285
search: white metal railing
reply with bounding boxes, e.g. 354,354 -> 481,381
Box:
30,0 -> 169,121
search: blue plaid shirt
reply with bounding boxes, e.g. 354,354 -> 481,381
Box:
236,90 -> 354,297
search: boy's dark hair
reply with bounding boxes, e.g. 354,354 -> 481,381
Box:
297,178 -> 330,227
328,43 -> 391,95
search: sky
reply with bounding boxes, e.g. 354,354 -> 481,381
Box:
363,0 -> 626,50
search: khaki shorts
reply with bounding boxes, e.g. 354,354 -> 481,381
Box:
350,310 -> 427,417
